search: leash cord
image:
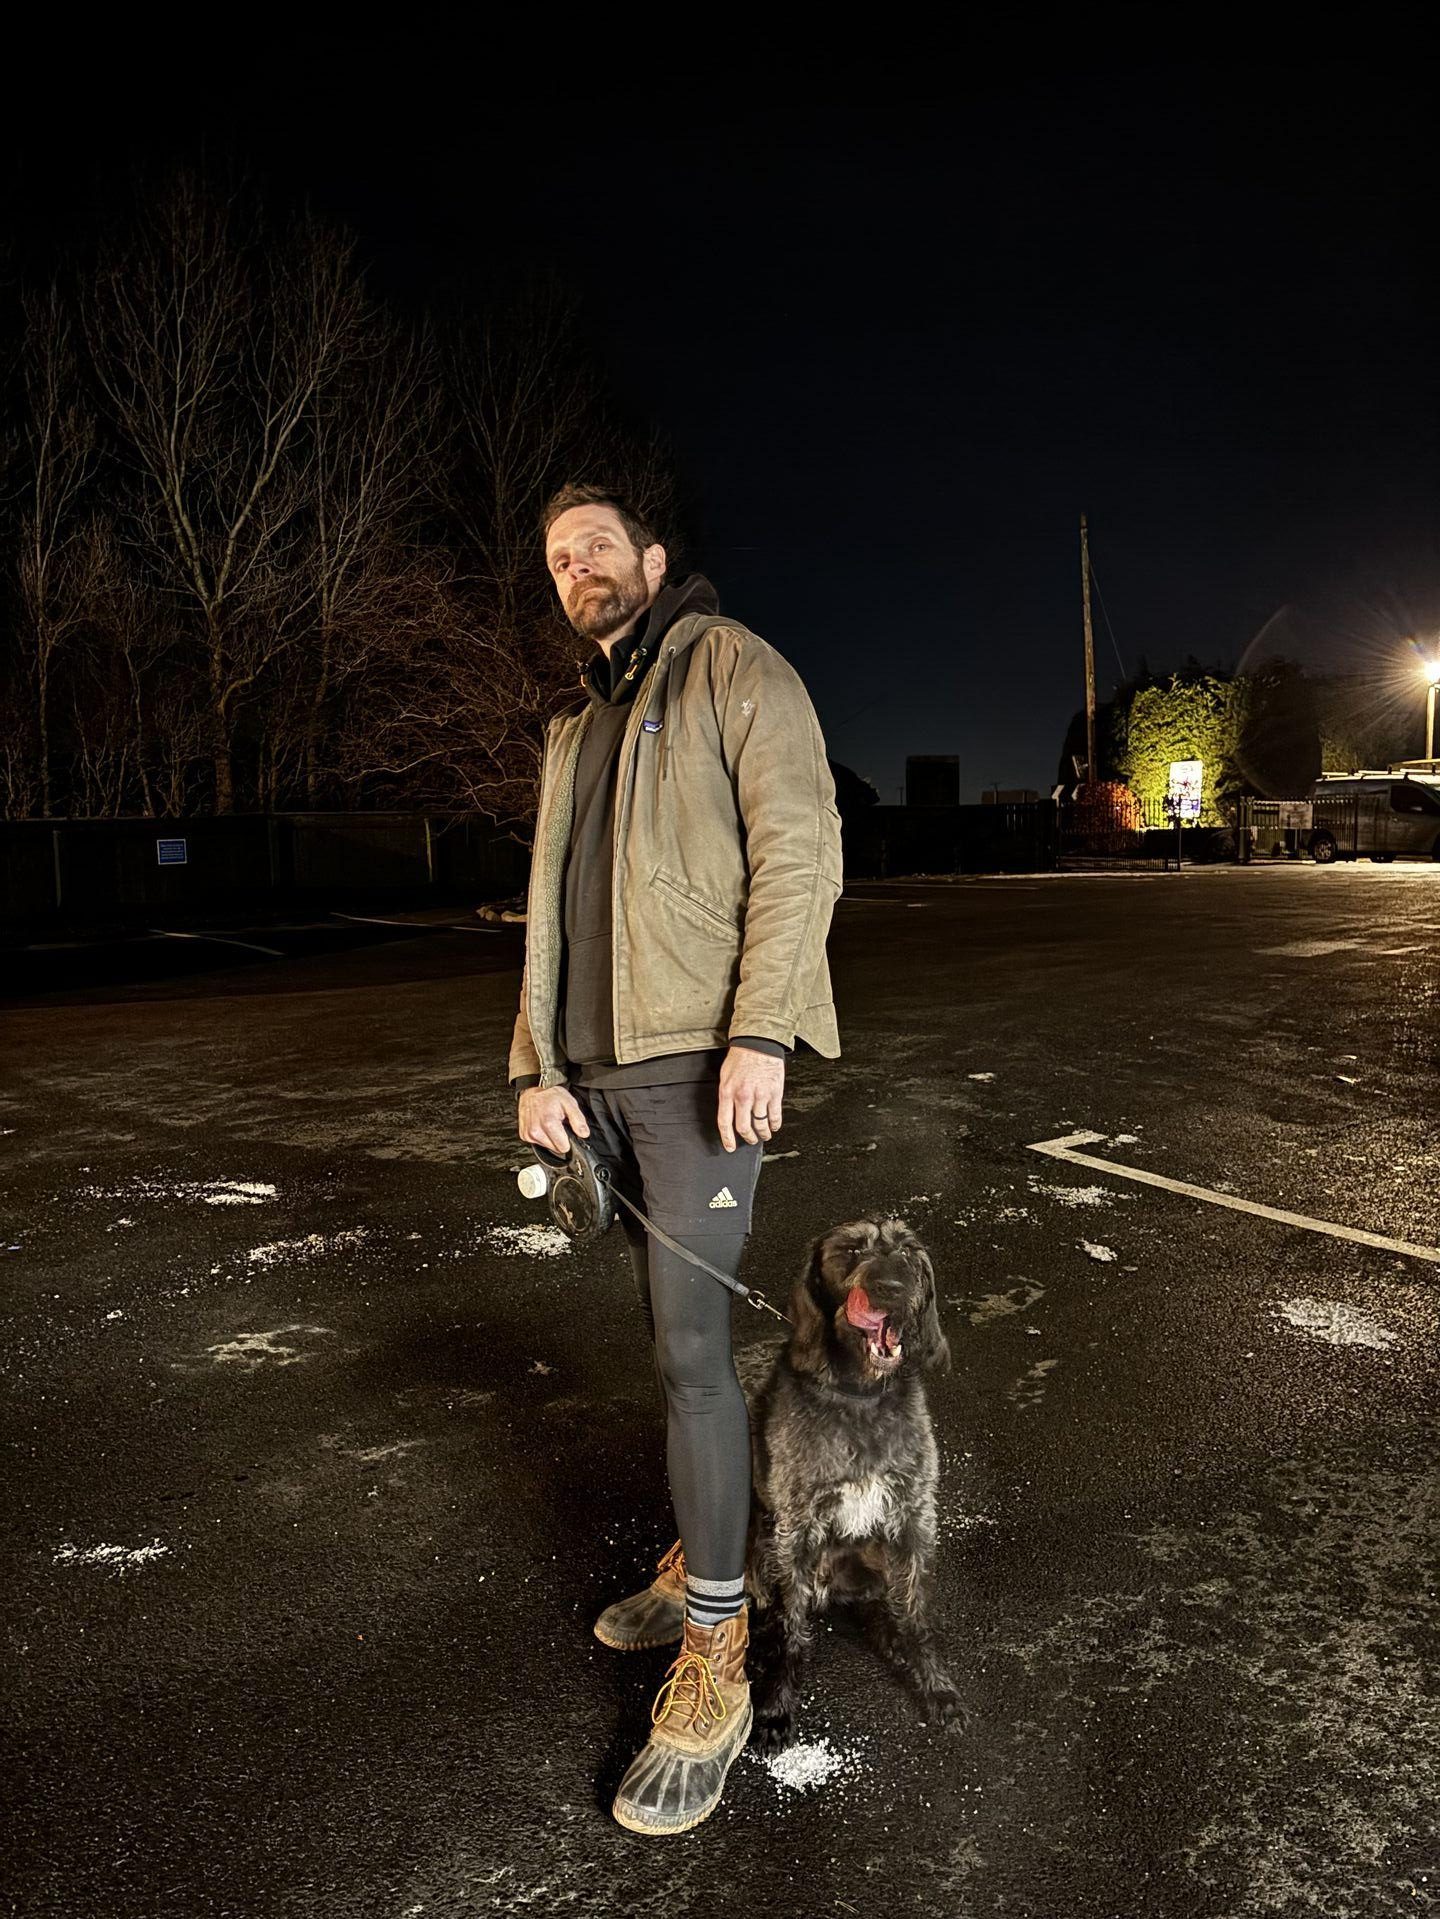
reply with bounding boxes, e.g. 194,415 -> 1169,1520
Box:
606,1182 -> 790,1325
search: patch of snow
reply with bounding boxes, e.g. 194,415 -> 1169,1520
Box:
1079,1240 -> 1118,1262
1275,1298 -> 1398,1352
245,1228 -> 370,1269
78,1176 -> 277,1207
1008,1357 -> 1059,1407
753,1736 -> 870,1795
962,1282 -> 1045,1327
201,1181 -> 277,1206
484,1223 -> 571,1258
1256,938 -> 1364,957
967,1071 -> 997,1083
1109,1132 -> 1141,1146
205,1325 -> 334,1367
347,1440 -> 425,1464
53,1539 -> 171,1575
1029,1179 -> 1115,1208
938,1509 -> 998,1542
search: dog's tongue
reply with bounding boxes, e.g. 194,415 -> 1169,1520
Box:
845,1285 -> 887,1333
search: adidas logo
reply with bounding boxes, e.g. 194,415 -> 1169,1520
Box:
708,1186 -> 738,1209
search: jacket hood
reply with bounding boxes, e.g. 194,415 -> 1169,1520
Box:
581,573 -> 720,707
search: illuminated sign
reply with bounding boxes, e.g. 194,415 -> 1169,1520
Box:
1166,761 -> 1203,822
156,838 -> 188,866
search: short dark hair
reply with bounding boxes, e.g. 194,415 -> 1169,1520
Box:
540,482 -> 662,559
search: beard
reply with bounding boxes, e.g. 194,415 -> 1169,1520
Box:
565,559 -> 650,641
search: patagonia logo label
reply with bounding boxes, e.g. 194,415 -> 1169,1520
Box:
642,719 -> 664,732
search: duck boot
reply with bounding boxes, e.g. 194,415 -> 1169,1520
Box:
593,1540 -> 687,1652
611,1608 -> 752,1836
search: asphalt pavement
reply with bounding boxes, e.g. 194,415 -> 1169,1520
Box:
4,866 -> 1438,1918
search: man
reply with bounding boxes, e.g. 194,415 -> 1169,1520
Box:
509,481 -> 842,1835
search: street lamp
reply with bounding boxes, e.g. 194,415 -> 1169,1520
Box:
1426,656 -> 1440,763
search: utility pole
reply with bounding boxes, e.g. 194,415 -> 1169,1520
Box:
1080,513 -> 1097,788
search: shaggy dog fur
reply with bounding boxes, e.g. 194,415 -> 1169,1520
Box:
734,1215 -> 966,1751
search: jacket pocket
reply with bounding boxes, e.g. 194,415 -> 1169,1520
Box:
652,868 -> 743,940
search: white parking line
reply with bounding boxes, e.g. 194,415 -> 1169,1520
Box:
1026,1130 -> 1440,1265
330,910 -> 437,929
329,911 -> 512,934
148,928 -> 285,958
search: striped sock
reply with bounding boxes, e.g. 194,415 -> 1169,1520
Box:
685,1572 -> 746,1631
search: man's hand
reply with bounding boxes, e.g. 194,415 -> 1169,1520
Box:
718,1044 -> 785,1152
518,1084 -> 591,1157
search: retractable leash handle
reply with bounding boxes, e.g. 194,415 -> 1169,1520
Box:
521,1140 -> 613,1243
516,1140 -> 789,1325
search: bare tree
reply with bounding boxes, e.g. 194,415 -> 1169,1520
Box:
75,522 -> 182,816
331,571 -> 553,823
289,315 -> 441,806
342,287 -> 677,833
84,177 -> 369,812
2,179 -> 677,833
67,656 -> 134,816
0,661 -> 41,817
12,284 -> 100,817
147,671 -> 209,818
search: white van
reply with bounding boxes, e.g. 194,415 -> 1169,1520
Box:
1309,774 -> 1440,863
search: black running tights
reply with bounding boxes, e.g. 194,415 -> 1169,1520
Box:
618,1212 -> 752,1585
567,1079 -> 758,1586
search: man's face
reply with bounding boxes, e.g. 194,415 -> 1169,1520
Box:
545,506 -> 664,643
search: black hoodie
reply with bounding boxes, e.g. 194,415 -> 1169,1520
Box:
512,573 -> 788,1094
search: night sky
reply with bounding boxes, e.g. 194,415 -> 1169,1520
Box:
9,58 -> 1437,800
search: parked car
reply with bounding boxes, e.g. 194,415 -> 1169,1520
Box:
1309,774 -> 1440,863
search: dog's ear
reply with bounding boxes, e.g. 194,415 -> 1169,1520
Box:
914,1248 -> 951,1373
786,1232 -> 833,1373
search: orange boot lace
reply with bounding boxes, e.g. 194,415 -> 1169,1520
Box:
651,1649 -> 727,1734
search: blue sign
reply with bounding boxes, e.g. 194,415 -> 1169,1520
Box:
156,838 -> 188,866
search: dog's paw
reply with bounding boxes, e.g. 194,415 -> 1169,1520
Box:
921,1682 -> 970,1729
750,1709 -> 797,1755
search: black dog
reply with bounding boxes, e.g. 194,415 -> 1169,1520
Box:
735,1215 -> 966,1751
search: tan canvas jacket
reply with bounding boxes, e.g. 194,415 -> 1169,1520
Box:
508,612 -> 843,1091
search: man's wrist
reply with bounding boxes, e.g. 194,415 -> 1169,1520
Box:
728,1035 -> 789,1058
511,1073 -> 542,1097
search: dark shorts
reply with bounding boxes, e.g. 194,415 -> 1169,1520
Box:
568,1078 -> 765,1240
